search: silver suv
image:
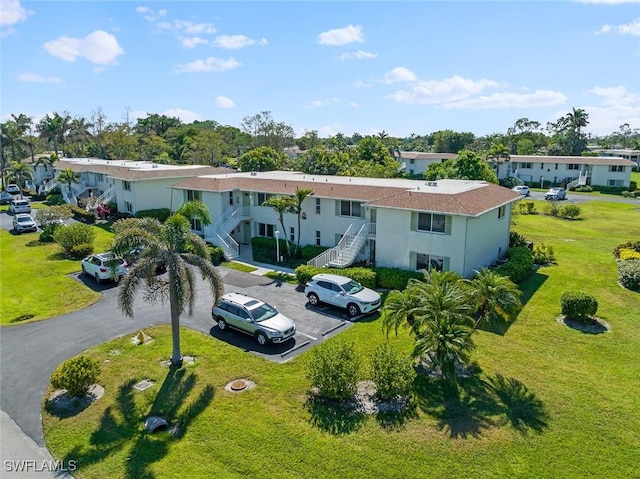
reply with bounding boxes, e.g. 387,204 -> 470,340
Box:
304,273 -> 381,317
212,292 -> 296,346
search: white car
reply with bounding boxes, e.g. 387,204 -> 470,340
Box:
5,184 -> 20,195
304,273 -> 381,317
512,185 -> 530,197
12,213 -> 37,234
8,199 -> 31,214
81,253 -> 129,283
545,187 -> 567,201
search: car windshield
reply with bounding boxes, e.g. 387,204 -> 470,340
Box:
343,280 -> 364,295
16,216 -> 31,223
248,303 -> 278,322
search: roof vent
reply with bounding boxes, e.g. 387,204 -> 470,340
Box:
426,181 -> 438,187
250,171 -> 257,176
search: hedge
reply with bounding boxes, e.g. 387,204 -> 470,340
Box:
69,205 -> 95,224
495,247 -> 533,283
294,264 -> 376,288
135,208 -> 171,222
560,291 -> 598,321
617,259 -> 640,291
373,267 -> 423,290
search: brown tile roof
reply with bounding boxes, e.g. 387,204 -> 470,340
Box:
173,175 -> 520,217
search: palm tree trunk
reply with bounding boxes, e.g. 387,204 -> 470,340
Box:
169,284 -> 183,367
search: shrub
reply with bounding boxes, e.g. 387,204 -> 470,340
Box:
560,291 -> 598,321
39,223 -> 62,243
619,249 -> 640,261
307,340 -> 360,400
46,193 -> 65,205
53,223 -> 97,256
69,205 -> 96,224
544,201 -> 562,217
532,243 -> 556,265
300,244 -> 330,260
70,243 -> 94,259
35,205 -> 72,227
562,204 -> 581,219
574,185 -> 593,193
370,343 -> 416,400
509,231 -> 528,248
208,245 -> 225,265
496,247 -> 533,283
135,208 -> 171,222
373,267 -> 423,290
613,241 -> 640,259
50,356 -> 101,397
617,259 -> 640,291
526,202 -> 536,215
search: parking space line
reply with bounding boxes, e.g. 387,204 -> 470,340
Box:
297,331 -> 318,341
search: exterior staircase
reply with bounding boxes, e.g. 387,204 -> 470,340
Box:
307,222 -> 368,269
39,179 -> 59,194
567,170 -> 590,189
203,207 -> 251,260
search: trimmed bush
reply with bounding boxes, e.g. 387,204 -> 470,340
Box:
532,243 -> 556,265
46,193 -> 65,205
617,259 -> 640,291
53,223 -> 97,256
135,208 -> 171,222
70,243 -> 94,259
613,241 -> 640,259
39,223 -> 62,243
370,343 -> 416,400
50,356 -> 101,397
560,291 -> 598,321
294,265 -> 376,288
307,340 -> 360,400
373,267 -> 423,290
562,204 -> 581,219
496,247 -> 533,283
300,244 -> 330,260
69,205 -> 95,224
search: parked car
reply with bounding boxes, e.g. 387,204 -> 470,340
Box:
125,246 -> 167,275
12,213 -> 37,233
512,185 -> 530,197
545,187 -> 567,200
8,199 -> 31,214
0,191 -> 13,205
304,273 -> 382,317
5,184 -> 20,195
212,292 -> 296,346
81,253 -> 129,283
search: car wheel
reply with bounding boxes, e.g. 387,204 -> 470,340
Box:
95,273 -> 102,284
217,318 -> 227,331
308,293 -> 319,306
81,265 -> 87,275
256,331 -> 268,346
347,303 -> 360,317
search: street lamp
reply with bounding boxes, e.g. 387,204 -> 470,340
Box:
274,230 -> 280,263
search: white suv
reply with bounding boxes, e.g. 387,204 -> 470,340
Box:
8,199 -> 31,214
304,273 -> 381,317
212,292 -> 296,346
81,253 -> 129,283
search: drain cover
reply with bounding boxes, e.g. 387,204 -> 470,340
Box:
230,380 -> 247,391
133,380 -> 155,391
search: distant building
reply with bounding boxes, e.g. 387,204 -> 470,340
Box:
397,152 -> 457,176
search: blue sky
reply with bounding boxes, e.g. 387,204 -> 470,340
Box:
1,0 -> 639,138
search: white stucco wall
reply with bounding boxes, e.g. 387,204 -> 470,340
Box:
461,208 -> 511,277
589,166 -> 631,187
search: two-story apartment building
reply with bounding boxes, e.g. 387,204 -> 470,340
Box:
45,158 -> 229,213
171,171 -> 520,278
398,152 -> 457,176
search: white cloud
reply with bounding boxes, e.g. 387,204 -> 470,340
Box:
317,24 -> 364,46
181,36 -> 209,48
445,90 -> 567,109
0,0 -> 33,26
348,101 -> 359,108
215,96 -> 235,108
381,67 -> 417,84
388,75 -> 500,104
162,108 -> 201,124
355,79 -> 371,88
318,124 -> 344,136
587,86 -> 640,106
44,30 -> 124,65
212,34 -> 268,49
596,18 -> 640,35
174,57 -> 241,73
18,73 -> 62,84
338,50 -> 377,60
310,100 -> 326,108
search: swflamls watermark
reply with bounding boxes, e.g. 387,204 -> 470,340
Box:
3,459 -> 77,473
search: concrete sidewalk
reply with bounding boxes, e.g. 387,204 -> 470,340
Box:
0,410 -> 72,478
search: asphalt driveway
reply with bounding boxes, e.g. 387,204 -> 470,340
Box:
0,265 -> 358,448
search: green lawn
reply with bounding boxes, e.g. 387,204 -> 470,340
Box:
41,199 -> 640,478
0,219 -> 116,325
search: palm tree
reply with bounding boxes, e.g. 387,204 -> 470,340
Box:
291,187 -> 313,257
37,112 -> 71,156
112,211 -> 224,367
57,167 -> 79,196
467,268 -> 522,330
5,161 -> 34,198
486,142 -> 511,177
67,117 -> 93,157
262,195 -> 296,257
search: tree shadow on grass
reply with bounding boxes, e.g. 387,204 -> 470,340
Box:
62,367 -> 214,478
485,374 -> 549,435
415,372 -> 549,438
305,395 -> 365,435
